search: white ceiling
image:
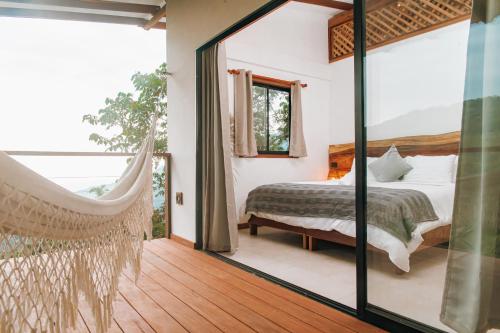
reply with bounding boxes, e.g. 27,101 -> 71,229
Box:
0,0 -> 165,23
226,0 -> 345,68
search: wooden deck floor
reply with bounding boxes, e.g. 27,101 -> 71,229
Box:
72,238 -> 385,333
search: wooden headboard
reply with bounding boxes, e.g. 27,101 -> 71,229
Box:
328,131 -> 461,179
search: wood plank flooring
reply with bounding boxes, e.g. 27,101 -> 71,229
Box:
75,238 -> 385,333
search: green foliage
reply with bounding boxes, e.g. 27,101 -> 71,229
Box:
88,185 -> 108,197
151,208 -> 166,239
153,171 -> 165,197
83,63 -> 167,153
83,63 -> 168,238
253,86 -> 268,151
268,90 -> 290,151
252,85 -> 290,152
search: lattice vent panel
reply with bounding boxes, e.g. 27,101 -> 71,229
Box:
329,0 -> 472,62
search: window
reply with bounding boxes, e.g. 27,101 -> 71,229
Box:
252,83 -> 291,154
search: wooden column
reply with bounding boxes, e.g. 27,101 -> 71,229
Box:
163,154 -> 172,239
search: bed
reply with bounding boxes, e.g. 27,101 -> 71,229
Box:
245,131 -> 460,272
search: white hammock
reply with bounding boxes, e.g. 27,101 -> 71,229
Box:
0,124 -> 156,333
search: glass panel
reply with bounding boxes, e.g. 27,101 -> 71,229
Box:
268,88 -> 290,152
252,85 -> 268,151
364,0 -> 500,332
222,1 -> 357,311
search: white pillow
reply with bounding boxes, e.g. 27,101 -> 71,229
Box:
340,157 -> 378,185
402,155 -> 456,184
368,145 -> 413,182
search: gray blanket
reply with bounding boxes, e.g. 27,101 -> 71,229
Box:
245,183 -> 439,245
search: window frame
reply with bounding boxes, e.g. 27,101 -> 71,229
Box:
251,81 -> 292,156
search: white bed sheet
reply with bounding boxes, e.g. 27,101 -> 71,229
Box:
248,180 -> 455,272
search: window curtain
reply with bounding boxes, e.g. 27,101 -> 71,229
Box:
289,81 -> 307,157
440,1 -> 500,333
201,42 -> 238,252
234,69 -> 258,157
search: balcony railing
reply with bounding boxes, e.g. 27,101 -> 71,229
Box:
3,150 -> 172,239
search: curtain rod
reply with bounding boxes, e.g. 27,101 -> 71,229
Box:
227,69 -> 308,88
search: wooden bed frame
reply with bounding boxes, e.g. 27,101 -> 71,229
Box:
248,216 -> 451,253
247,131 -> 460,271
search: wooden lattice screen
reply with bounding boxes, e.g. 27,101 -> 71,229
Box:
329,0 -> 472,62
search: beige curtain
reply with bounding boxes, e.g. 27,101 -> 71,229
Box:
201,42 -> 238,252
440,1 -> 500,333
234,69 -> 258,157
289,81 -> 307,157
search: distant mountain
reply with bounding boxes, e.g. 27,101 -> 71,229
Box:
77,184 -> 164,210
367,102 -> 463,140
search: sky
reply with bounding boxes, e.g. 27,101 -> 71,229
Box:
0,17 -> 165,191
365,20 -> 470,126
365,17 -> 500,126
463,16 -> 500,100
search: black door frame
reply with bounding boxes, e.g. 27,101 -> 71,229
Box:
195,1 -> 447,332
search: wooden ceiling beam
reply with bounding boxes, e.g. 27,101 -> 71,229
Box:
0,0 -> 161,14
150,21 -> 166,30
143,4 -> 165,30
329,0 -> 396,26
293,0 -> 353,11
0,7 -> 157,27
328,0 -> 472,62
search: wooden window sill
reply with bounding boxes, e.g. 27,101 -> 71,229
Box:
236,154 -> 295,159
255,154 -> 292,158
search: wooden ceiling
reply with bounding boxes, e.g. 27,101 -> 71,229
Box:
293,0 -> 353,11
0,0 -> 166,29
329,0 -> 472,62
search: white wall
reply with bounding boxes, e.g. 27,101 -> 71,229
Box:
166,0 -> 269,242
166,0 -> 469,241
330,21 -> 470,144
225,3 -> 336,222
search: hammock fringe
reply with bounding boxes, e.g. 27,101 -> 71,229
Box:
0,126 -> 155,333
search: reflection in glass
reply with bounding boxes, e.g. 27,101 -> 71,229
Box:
441,2 -> 500,333
268,89 -> 290,152
365,0 -> 500,331
252,85 -> 268,151
252,84 -> 290,153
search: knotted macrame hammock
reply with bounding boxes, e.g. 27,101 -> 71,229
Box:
0,123 -> 156,333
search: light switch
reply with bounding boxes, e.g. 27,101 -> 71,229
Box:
175,192 -> 183,205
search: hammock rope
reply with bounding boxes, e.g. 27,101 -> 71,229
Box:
0,123 -> 156,333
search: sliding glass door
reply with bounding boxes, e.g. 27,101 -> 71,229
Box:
359,0 -> 500,332
196,0 -> 500,331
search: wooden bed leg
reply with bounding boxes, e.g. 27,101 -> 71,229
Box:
249,224 -> 258,236
308,237 -> 318,251
302,235 -> 308,249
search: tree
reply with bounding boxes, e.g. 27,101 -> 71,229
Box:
253,85 -> 268,151
83,63 -> 167,238
88,185 -> 108,197
83,63 -> 167,152
252,86 -> 290,152
268,89 -> 290,151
